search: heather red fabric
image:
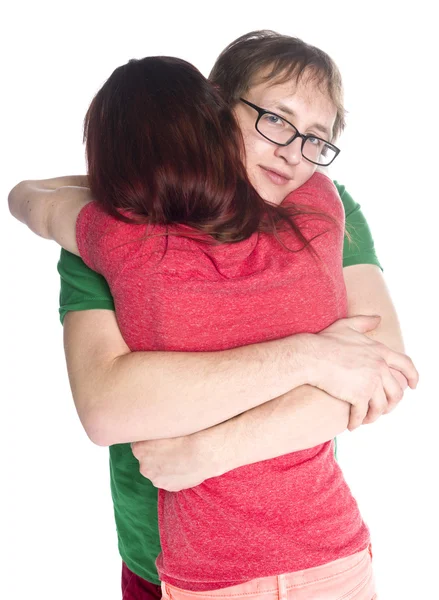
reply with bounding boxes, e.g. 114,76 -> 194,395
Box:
77,173 -> 370,592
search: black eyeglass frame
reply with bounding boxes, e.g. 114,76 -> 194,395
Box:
239,98 -> 340,167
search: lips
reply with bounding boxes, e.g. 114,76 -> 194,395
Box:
260,166 -> 292,185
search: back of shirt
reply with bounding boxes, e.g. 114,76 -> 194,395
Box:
76,172 -> 370,591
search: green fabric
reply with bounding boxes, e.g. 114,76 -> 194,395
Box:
58,249 -> 114,324
57,182 -> 380,583
335,182 -> 382,271
109,445 -> 161,583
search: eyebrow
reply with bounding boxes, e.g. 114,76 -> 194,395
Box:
272,102 -> 332,139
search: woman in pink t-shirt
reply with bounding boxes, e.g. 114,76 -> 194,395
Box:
10,56 -> 417,599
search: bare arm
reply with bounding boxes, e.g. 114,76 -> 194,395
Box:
132,265 -> 416,490
343,264 -> 410,422
8,178 -> 90,254
343,264 -> 405,352
7,177 -> 326,446
198,385 -> 349,469
63,289 -> 416,448
63,309 -> 308,446
9,178 -> 417,446
197,264 -> 412,464
132,384 -> 349,491
199,264 -> 413,462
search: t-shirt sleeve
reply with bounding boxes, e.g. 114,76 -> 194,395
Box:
58,202 -> 118,325
75,201 -> 105,273
333,181 -> 383,271
75,200 -> 132,274
58,249 -> 115,325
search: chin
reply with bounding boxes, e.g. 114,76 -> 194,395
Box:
254,182 -> 283,206
261,192 -> 282,206
267,186 -> 293,206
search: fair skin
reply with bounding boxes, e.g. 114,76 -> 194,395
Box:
8,75 -> 418,490
131,264 -> 410,490
234,75 -> 334,204
8,179 -> 415,437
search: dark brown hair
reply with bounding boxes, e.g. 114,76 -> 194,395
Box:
209,30 -> 346,141
84,56 -> 334,247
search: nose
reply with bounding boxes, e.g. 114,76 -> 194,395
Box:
274,137 -> 302,165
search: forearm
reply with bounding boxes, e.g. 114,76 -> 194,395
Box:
186,288 -> 408,475
64,311 -> 309,446
201,265 -> 406,471
8,176 -> 89,238
344,264 -> 405,353
193,385 -> 349,478
92,347 -> 308,444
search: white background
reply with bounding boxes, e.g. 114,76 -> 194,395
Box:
1,1 -> 437,598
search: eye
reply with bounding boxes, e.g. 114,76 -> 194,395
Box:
261,113 -> 285,127
307,136 -> 322,146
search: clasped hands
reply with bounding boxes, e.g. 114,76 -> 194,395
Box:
132,315 -> 418,492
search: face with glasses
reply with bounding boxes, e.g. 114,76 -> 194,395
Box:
233,71 -> 339,205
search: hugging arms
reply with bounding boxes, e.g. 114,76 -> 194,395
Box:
9,175 -> 417,490
7,35 -> 422,599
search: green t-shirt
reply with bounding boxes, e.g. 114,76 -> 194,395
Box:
57,182 -> 382,584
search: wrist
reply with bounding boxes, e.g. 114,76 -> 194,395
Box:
279,333 -> 317,389
193,423 -> 233,480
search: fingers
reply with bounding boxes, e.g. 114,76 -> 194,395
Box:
348,401 -> 370,431
320,314 -> 381,336
378,346 -> 419,390
381,369 -> 404,414
346,314 -> 382,334
357,367 -> 406,427
362,384 -> 388,424
389,367 -> 408,392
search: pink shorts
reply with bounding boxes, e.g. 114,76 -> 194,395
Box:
161,546 -> 377,600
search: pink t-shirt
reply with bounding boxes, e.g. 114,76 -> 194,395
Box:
77,173 -> 370,591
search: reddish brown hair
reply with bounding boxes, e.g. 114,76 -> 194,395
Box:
209,30 -> 345,141
84,56 -> 334,246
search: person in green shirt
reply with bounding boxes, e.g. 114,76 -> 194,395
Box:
9,30 -> 416,599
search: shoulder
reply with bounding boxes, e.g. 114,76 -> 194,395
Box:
284,172 -> 344,220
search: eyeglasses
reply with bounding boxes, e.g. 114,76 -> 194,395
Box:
240,98 -> 340,167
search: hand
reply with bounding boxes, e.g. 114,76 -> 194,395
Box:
302,315 -> 418,430
131,434 -> 217,492
362,367 -> 408,424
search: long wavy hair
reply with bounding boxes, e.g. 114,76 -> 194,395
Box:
84,56 -> 335,246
